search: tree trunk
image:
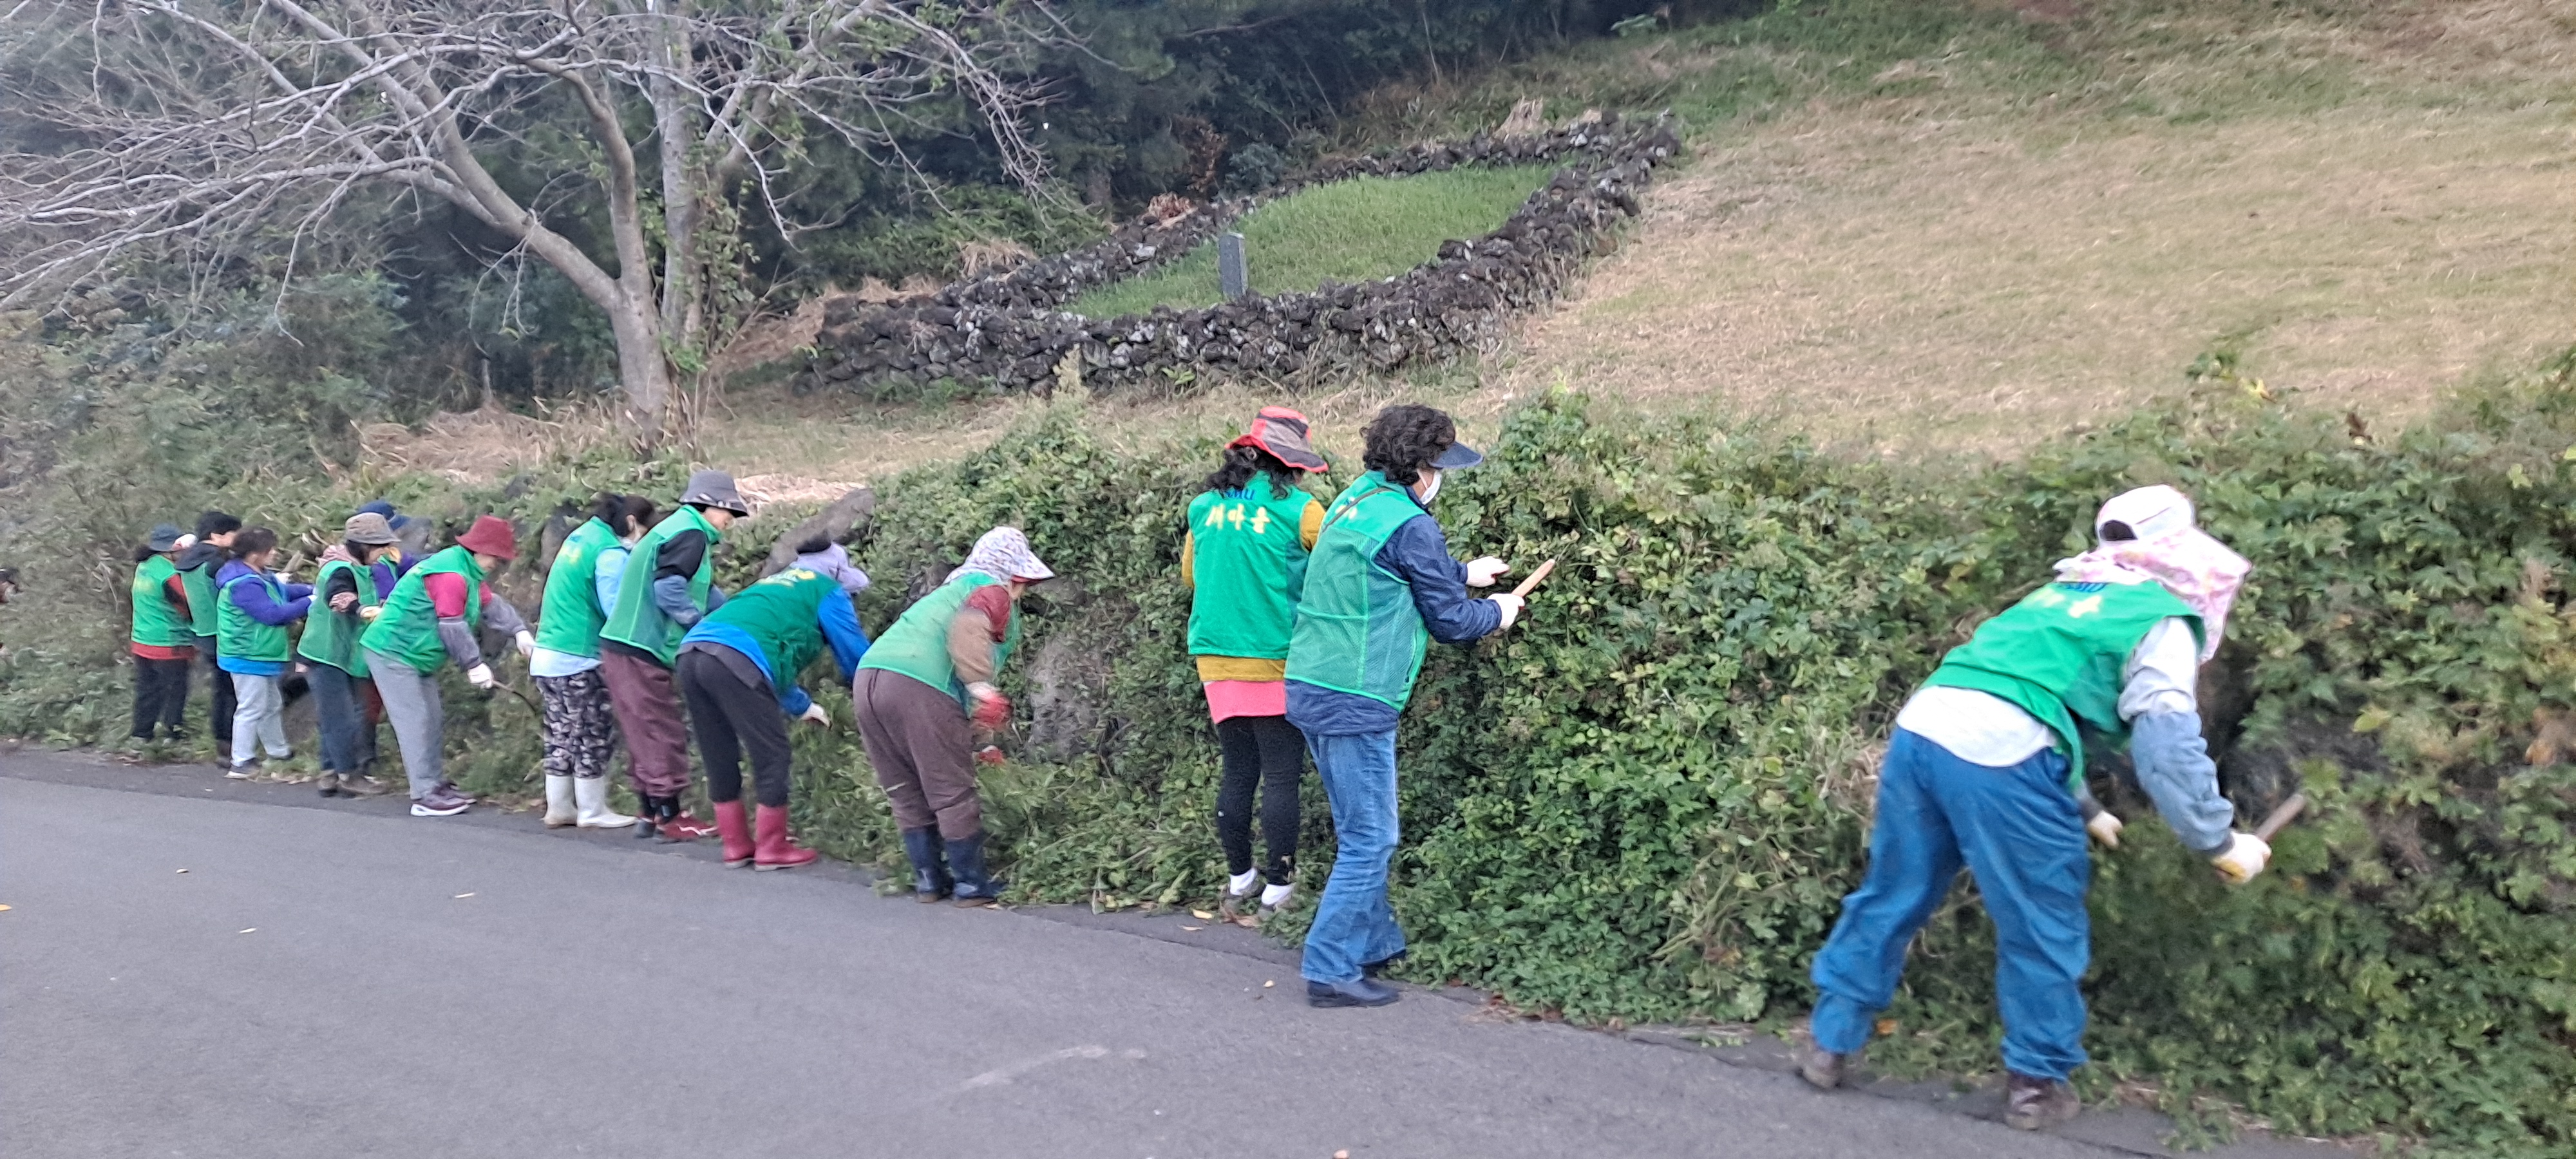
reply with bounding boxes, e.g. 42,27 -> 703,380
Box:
606,295 -> 674,447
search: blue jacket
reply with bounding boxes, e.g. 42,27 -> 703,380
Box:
681,590 -> 870,717
1287,506 -> 1501,736
215,560 -> 313,676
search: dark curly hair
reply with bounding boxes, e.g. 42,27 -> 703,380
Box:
1361,404 -> 1456,487
1202,444 -> 1298,500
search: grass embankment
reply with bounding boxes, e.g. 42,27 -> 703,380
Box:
1062,165 -> 1553,319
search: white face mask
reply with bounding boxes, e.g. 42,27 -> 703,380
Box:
1415,468 -> 1443,504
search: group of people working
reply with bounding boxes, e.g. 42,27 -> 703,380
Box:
120,399 -> 2271,1127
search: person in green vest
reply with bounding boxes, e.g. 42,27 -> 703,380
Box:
854,525 -> 1054,906
1799,485 -> 2266,1131
214,526 -> 313,776
529,493 -> 659,829
176,511 -> 242,748
677,562 -> 871,870
359,516 -> 534,818
302,513 -> 402,798
1284,404 -> 1521,1008
1182,407 -> 1329,921
127,523 -> 197,743
599,470 -> 752,842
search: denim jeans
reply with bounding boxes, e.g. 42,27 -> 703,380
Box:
307,663 -> 370,775
1298,728 -> 1406,985
1808,728 -> 2092,1080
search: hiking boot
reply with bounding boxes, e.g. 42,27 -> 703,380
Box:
225,762 -> 258,780
317,775 -> 344,798
2003,1073 -> 2079,1131
1797,1046 -> 1849,1091
1305,978 -> 1400,1008
336,773 -> 390,797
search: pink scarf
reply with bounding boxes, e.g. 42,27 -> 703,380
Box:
2052,486 -> 2251,661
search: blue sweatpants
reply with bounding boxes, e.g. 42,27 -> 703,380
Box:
1808,728 -> 2092,1080
1298,729 -> 1407,985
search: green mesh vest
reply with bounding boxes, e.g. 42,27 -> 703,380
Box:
1922,580 -> 2202,789
533,518 -> 622,659
1283,471 -> 1434,710
215,569 -> 295,664
360,545 -> 486,675
129,556 -> 194,648
600,505 -> 719,666
858,572 -> 1018,702
179,556 -> 220,637
296,558 -> 379,676
1186,486 -> 1317,660
692,568 -> 842,686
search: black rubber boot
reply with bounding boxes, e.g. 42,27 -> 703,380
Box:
634,794 -> 663,840
902,827 -> 952,902
945,832 -> 1007,907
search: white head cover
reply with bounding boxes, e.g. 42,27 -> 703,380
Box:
2052,485 -> 2252,662
946,526 -> 1056,584
790,542 -> 872,595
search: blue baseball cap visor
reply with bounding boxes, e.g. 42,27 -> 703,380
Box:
1430,441 -> 1484,470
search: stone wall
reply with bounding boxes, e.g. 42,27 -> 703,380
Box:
800,114 -> 1682,397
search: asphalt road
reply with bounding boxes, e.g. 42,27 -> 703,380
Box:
1,751 -> 2343,1159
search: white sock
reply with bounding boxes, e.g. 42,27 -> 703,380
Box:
1260,881 -> 1294,909
1227,869 -> 1260,897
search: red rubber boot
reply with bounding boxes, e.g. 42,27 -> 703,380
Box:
713,800 -> 754,867
753,805 -> 819,871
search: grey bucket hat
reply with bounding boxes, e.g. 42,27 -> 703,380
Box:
146,523 -> 185,552
343,513 -> 400,546
679,469 -> 752,516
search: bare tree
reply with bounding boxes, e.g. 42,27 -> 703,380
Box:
0,0 -> 1057,445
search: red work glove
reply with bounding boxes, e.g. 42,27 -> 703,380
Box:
976,745 -> 1005,766
972,692 -> 1012,730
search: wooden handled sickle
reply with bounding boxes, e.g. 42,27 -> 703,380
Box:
2253,792 -> 2307,842
1510,558 -> 1558,599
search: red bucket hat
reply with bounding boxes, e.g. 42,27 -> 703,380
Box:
454,515 -> 519,561
1227,406 -> 1328,472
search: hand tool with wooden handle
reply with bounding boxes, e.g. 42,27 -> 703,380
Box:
1510,558 -> 1558,599
2252,792 -> 2307,842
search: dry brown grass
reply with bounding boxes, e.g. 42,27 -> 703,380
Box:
357,403 -> 623,482
1504,95 -> 2573,455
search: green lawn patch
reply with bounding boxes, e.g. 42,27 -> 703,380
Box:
1065,164 -> 1553,319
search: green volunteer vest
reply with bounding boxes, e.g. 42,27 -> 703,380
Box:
858,571 -> 1019,701
694,568 -> 842,687
1186,487 -> 1318,660
534,518 -> 623,659
1284,471 -> 1435,710
129,555 -> 194,648
180,556 -> 220,637
215,569 -> 296,664
359,545 -> 486,675
1922,580 -> 2203,791
296,558 -> 378,676
600,505 -> 720,666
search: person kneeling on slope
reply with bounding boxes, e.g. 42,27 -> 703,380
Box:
1799,485 -> 2263,1131
853,527 -> 1051,907
677,556 -> 871,870
359,516 -> 534,817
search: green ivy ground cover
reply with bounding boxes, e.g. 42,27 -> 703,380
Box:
8,349 -> 2576,1153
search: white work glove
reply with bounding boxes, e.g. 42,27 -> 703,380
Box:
513,630 -> 536,660
2211,832 -> 2271,884
357,604 -> 383,621
799,702 -> 830,727
965,681 -> 999,702
1487,592 -> 1524,630
1464,557 -> 1509,588
464,664 -> 496,690
273,570 -> 295,585
2086,811 -> 2125,850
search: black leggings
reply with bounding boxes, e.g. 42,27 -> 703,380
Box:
131,656 -> 191,739
1215,714 -> 1305,885
676,648 -> 794,808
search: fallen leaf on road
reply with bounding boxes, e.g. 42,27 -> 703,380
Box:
1191,909 -> 1215,920
1336,1151 -> 1351,1158
238,928 -> 256,934
454,892 -> 475,899
1181,925 -> 1203,931
1264,979 -> 1275,988
175,869 -> 189,874
0,904 -> 12,911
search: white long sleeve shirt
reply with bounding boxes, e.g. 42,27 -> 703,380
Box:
1893,616 -> 2200,768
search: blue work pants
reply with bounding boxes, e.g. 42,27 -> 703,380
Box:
1809,728 -> 2092,1080
1298,728 -> 1406,985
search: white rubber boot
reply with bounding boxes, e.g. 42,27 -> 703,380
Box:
542,774 -> 578,828
573,776 -> 636,829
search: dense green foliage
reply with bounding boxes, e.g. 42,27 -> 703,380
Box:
1063,164 -> 1553,318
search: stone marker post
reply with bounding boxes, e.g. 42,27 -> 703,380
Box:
1217,232 -> 1249,301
